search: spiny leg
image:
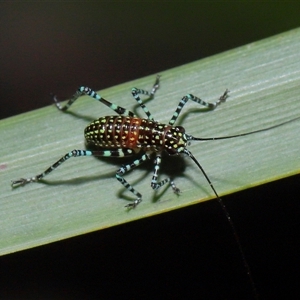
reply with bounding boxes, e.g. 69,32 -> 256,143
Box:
131,75 -> 161,120
116,153 -> 151,209
169,89 -> 229,125
11,149 -> 134,187
53,87 -> 136,117
151,153 -> 180,194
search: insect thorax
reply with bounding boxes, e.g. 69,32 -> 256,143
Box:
84,116 -> 187,153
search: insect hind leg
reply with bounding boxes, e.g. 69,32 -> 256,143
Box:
169,89 -> 229,125
11,149 -> 133,187
53,87 -> 136,117
131,75 -> 160,120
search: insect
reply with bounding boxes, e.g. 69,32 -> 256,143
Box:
12,75 -> 230,208
11,75 -> 300,299
12,75 -> 297,204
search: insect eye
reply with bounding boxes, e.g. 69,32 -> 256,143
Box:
175,126 -> 185,133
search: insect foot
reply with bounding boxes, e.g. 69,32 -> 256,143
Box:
219,89 -> 230,103
125,198 -> 142,210
11,177 -> 37,187
170,180 -> 180,195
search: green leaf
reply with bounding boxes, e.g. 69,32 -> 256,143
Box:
1,28 -> 300,256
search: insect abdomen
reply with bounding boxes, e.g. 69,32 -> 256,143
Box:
85,116 -> 170,150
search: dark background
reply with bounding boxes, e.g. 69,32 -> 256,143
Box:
1,3 -> 300,299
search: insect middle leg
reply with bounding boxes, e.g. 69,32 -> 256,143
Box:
116,151 -> 179,209
151,153 -> 180,194
168,89 -> 229,125
131,75 -> 160,120
116,153 -> 151,208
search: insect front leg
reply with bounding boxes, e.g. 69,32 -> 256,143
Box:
169,89 -> 229,125
151,153 -> 180,195
131,75 -> 160,120
11,149 -> 128,187
116,153 -> 152,209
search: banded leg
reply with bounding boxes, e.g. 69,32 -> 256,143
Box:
11,149 -> 134,187
131,75 -> 161,120
169,89 -> 229,125
53,87 -> 136,117
116,153 -> 151,209
151,153 -> 180,194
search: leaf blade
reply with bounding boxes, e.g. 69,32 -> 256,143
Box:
1,28 -> 300,255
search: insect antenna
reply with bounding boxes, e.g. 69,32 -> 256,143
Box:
185,114 -> 300,299
191,114 -> 300,141
184,148 -> 258,298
